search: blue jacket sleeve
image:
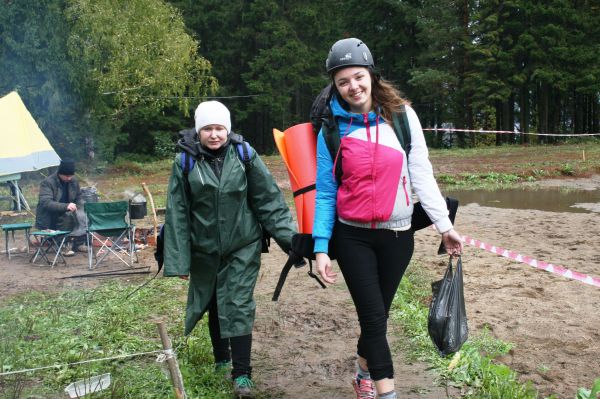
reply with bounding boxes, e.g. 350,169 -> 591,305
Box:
312,130 -> 338,253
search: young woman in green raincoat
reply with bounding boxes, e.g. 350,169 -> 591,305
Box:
163,101 -> 296,398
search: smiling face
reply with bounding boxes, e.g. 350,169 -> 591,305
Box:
198,124 -> 228,150
333,66 -> 373,114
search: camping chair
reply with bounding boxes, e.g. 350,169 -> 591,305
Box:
85,201 -> 137,270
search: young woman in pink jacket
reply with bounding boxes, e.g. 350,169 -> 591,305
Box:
313,38 -> 463,399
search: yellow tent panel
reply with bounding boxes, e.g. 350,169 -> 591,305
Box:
0,91 -> 60,176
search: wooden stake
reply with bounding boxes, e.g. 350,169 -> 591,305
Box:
582,150 -> 586,161
142,182 -> 159,245
156,322 -> 186,399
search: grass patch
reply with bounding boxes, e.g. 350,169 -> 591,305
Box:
0,279 -> 242,398
437,172 -> 522,189
429,142 -> 600,189
391,262 -> 540,398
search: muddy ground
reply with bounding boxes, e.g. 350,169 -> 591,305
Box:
1,175 -> 599,398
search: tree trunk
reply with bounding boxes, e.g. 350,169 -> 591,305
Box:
495,100 -> 502,146
550,89 -> 561,143
507,93 -> 515,143
591,96 -> 600,133
539,82 -> 549,144
519,85 -> 530,144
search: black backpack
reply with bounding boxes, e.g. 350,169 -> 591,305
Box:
309,84 -> 412,183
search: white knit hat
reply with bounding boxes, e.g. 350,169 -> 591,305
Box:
194,101 -> 231,133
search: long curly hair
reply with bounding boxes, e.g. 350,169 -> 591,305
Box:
370,71 -> 411,122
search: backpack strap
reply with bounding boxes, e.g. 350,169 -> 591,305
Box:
230,132 -> 254,165
392,105 -> 412,160
322,119 -> 340,160
235,141 -> 253,164
181,151 -> 195,175
321,117 -> 344,184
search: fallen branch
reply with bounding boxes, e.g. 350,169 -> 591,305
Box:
62,270 -> 151,279
141,182 -> 158,245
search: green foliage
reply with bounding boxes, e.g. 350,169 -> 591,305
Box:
0,0 -> 216,161
2,0 -> 599,156
438,172 -> 522,189
0,0 -> 86,159
153,131 -> 178,159
0,279 -> 236,398
64,0 -> 217,158
560,163 -> 575,176
0,280 -> 179,397
576,378 -> 600,399
168,0 -> 346,152
65,0 -> 216,113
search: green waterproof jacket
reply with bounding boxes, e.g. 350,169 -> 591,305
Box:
163,138 -> 295,337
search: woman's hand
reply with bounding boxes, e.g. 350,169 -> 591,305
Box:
442,228 -> 463,257
315,252 -> 337,284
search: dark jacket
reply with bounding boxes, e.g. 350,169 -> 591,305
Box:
164,134 -> 295,337
35,172 -> 81,231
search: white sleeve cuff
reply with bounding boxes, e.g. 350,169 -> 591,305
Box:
434,217 -> 453,234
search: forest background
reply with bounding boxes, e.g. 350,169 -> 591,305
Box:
1,0 -> 599,160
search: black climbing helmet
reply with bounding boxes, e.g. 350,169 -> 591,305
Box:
325,38 -> 374,74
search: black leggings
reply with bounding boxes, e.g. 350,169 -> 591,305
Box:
208,291 -> 252,379
334,221 -> 414,381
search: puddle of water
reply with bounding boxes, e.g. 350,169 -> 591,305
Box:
443,187 -> 600,213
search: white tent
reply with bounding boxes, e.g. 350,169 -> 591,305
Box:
0,91 -> 60,175
0,91 -> 61,210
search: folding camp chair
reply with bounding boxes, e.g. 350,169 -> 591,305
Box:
29,230 -> 70,267
85,201 -> 137,270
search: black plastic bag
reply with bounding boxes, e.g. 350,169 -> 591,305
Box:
428,256 -> 468,356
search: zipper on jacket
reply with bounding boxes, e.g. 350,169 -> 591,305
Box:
196,156 -> 205,185
364,113 -> 378,228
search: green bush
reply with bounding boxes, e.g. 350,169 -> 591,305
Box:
152,131 -> 178,159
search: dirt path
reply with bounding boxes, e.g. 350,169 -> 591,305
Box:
1,176 -> 599,398
0,235 -> 453,398
414,202 -> 600,398
252,176 -> 600,398
252,249 -> 453,398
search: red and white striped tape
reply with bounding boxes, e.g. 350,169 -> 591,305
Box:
423,128 -> 600,137
462,235 -> 600,289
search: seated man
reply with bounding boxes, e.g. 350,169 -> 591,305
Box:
35,159 -> 85,256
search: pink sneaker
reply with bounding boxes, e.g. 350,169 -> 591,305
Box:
352,374 -> 376,399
